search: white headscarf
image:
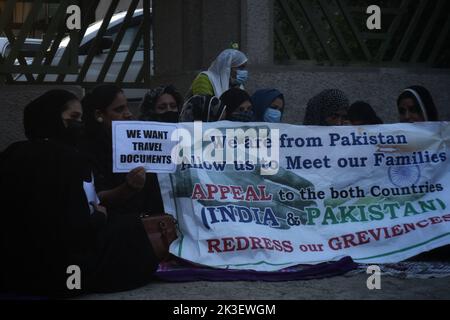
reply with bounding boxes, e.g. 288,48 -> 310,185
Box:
403,88 -> 429,121
202,49 -> 248,97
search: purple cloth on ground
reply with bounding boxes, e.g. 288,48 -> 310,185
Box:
154,257 -> 357,282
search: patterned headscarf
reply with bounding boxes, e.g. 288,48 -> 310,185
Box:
179,95 -> 224,122
303,89 -> 349,126
139,85 -> 183,121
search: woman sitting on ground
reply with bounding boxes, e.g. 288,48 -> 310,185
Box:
303,89 -> 350,126
397,86 -> 439,123
0,90 -> 159,297
81,85 -> 164,218
139,85 -> 183,123
348,101 -> 383,125
179,95 -> 224,122
219,88 -> 254,122
251,89 -> 285,123
397,86 -> 448,261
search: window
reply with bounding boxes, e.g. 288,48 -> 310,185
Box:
105,25 -> 142,53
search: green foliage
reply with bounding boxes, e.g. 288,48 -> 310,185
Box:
274,0 -> 450,68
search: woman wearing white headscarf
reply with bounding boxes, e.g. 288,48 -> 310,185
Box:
188,49 -> 248,98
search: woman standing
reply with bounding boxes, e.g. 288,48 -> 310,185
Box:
189,49 -> 249,98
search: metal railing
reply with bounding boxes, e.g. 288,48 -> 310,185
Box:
0,0 -> 152,88
274,0 -> 450,68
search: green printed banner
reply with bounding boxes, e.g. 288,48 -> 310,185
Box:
155,122 -> 450,271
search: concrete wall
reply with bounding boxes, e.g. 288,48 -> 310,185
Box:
3,68 -> 446,152
153,0 -> 242,75
241,0 -> 273,66
151,0 -> 243,95
247,66 -> 450,125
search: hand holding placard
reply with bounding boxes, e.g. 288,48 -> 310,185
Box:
113,121 -> 178,174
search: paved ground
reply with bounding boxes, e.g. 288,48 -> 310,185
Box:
78,274 -> 450,300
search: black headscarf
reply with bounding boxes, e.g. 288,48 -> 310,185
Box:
80,85 -> 165,218
139,85 -> 183,123
219,88 -> 252,119
1,90 -> 98,297
23,89 -> 79,141
82,84 -> 124,137
397,86 -> 439,121
2,90 -> 158,297
348,101 -> 383,125
304,89 -> 349,126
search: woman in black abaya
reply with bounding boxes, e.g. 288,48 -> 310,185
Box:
0,90 -> 158,298
81,85 -> 164,218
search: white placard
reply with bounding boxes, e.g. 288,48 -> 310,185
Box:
112,121 -> 178,173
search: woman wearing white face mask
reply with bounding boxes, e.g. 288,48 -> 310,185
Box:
188,49 -> 249,98
251,89 -> 285,123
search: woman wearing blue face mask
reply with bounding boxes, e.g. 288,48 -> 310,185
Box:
188,49 -> 249,98
251,89 -> 285,123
